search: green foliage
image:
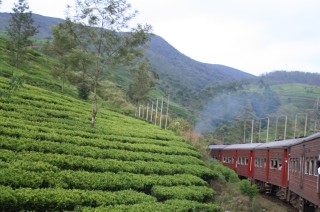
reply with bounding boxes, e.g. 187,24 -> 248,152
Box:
128,59 -> 152,104
83,199 -> 222,212
6,0 -> 38,68
8,72 -> 24,90
207,159 -> 239,183
151,186 -> 215,202
77,81 -> 91,100
65,0 -> 152,127
0,186 -> 155,211
167,118 -> 192,135
0,67 -> 216,210
239,179 -> 259,201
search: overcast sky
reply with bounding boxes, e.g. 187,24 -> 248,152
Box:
1,0 -> 320,76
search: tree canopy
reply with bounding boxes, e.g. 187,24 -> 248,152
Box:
52,0 -> 152,127
6,0 -> 38,68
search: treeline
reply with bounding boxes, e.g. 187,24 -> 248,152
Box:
260,70 -> 320,86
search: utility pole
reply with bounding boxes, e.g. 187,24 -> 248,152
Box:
243,121 -> 246,143
165,95 -> 169,129
304,113 -> 308,136
155,99 -> 158,126
150,102 -> 154,122
159,97 -> 164,128
146,103 -> 149,121
251,119 -> 254,144
266,117 -> 269,142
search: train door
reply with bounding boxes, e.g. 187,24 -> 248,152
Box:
248,150 -> 254,178
266,149 -> 270,182
282,149 -> 288,187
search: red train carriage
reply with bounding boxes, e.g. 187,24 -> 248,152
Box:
207,133 -> 320,211
253,138 -> 304,199
207,145 -> 227,161
288,133 -> 320,210
223,143 -> 262,178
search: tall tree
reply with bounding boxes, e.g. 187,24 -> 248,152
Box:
68,0 -> 152,127
6,0 -> 38,68
50,19 -> 81,92
128,59 -> 152,104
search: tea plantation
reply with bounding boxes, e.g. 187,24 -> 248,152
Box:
0,50 -> 221,211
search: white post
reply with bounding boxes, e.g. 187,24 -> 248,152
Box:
251,119 -> 254,144
266,117 -> 269,142
142,107 -> 145,119
304,113 -> 308,136
160,97 -> 164,128
146,103 -> 149,121
243,121 -> 246,143
258,119 -> 262,142
138,106 -> 141,118
275,116 -> 279,140
284,116 -> 287,140
294,114 -> 298,138
150,102 -> 154,122
165,95 -> 169,129
155,99 -> 158,126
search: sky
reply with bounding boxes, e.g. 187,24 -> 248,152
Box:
1,0 -> 320,76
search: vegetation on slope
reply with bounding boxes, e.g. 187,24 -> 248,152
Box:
0,32 -> 221,211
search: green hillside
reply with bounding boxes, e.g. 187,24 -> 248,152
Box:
0,38 -> 221,210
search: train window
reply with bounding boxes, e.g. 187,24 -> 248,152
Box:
310,159 -> 314,175
305,158 -> 310,175
245,157 -> 248,165
238,157 -> 241,164
299,157 -> 302,173
278,158 -> 282,170
293,159 -> 295,172
314,159 -> 318,176
263,158 -> 266,168
289,159 -> 291,172
270,159 -> 279,169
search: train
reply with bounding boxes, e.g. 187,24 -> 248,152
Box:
207,132 -> 320,211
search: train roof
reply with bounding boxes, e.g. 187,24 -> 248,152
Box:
207,144 -> 228,150
289,132 -> 320,147
254,137 -> 304,149
224,143 -> 262,150
206,133 -> 320,151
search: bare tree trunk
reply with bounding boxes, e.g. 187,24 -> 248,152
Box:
91,79 -> 97,128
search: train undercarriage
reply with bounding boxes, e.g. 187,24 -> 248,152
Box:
252,179 -> 319,212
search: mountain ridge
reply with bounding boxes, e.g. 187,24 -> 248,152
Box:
0,12 -> 255,93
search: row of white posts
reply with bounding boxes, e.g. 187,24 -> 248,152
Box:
244,113 -> 310,143
135,96 -> 170,129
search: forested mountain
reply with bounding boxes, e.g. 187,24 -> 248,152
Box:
0,13 -> 63,38
0,12 -> 256,119
145,35 -> 254,91
1,12 -> 320,142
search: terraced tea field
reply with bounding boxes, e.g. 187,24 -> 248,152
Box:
0,75 -> 220,211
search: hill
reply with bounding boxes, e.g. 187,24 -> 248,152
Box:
146,35 -> 254,92
0,36 -> 221,210
0,12 -> 64,38
0,12 -> 255,112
